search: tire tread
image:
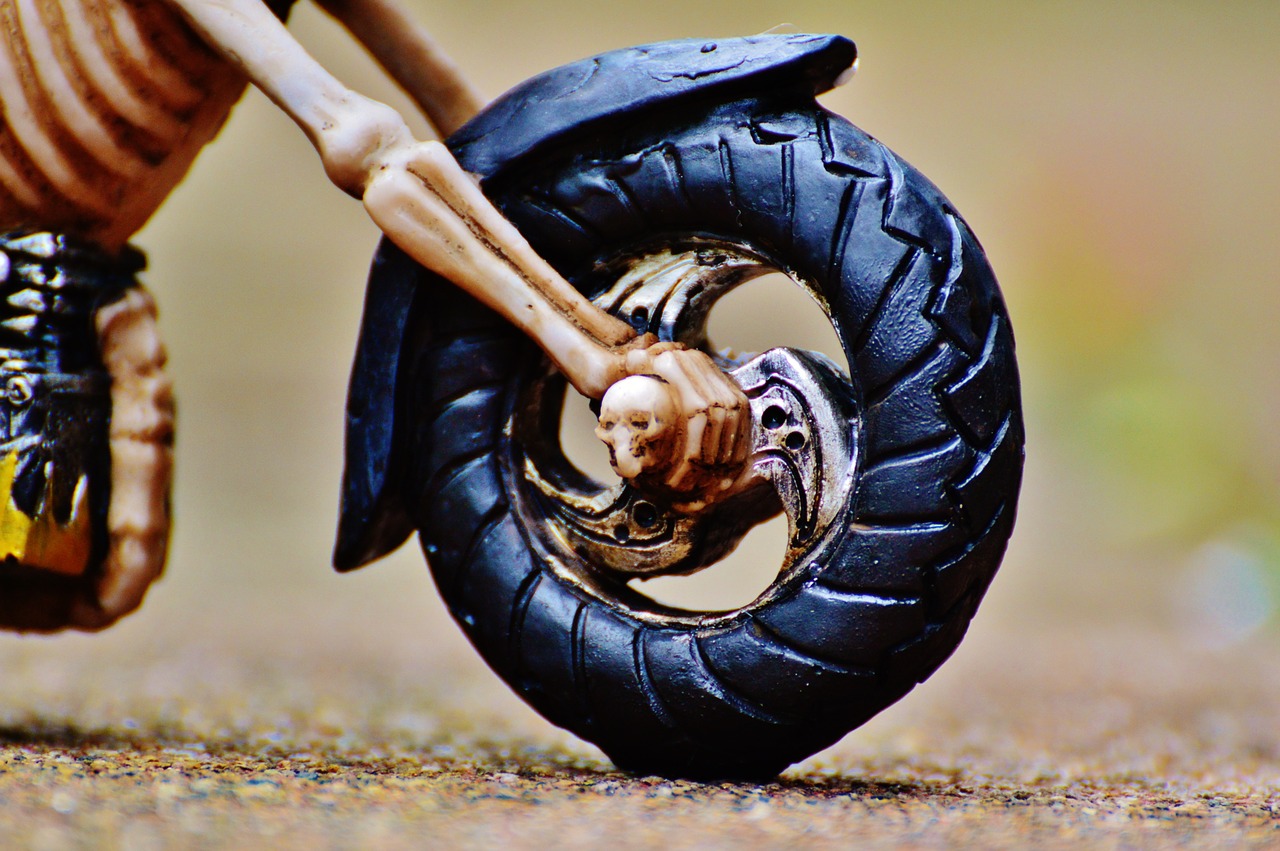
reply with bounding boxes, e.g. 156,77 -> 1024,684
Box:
411,99 -> 1023,778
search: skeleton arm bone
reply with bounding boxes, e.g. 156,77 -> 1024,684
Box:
166,0 -> 635,395
165,0 -> 750,496
360,141 -> 641,396
314,0 -> 483,137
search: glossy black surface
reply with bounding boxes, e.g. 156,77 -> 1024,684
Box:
338,34 -> 1023,779
450,33 -> 856,178
0,231 -> 134,629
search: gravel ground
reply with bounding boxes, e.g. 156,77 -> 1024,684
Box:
0,567 -> 1276,850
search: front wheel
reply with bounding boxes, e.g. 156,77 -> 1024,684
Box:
404,97 -> 1023,779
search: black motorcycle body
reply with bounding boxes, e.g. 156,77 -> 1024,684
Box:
336,33 -> 1023,780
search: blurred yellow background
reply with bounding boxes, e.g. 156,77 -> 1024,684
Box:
3,0 -> 1277,766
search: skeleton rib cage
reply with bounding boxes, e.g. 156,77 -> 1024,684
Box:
0,0 -> 250,248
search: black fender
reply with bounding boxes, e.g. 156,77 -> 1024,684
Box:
334,33 -> 858,570
449,33 -> 856,178
332,241 -> 421,570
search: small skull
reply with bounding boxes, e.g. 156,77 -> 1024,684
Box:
594,375 -> 677,480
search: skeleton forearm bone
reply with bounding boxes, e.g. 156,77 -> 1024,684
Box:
167,0 -> 635,397
362,145 -> 640,396
168,0 -> 751,501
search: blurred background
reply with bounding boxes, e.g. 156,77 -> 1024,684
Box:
2,0 -> 1278,773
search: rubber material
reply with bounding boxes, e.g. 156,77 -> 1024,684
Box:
395,83 -> 1023,779
449,34 -> 856,179
337,34 -> 857,567
333,244 -> 419,571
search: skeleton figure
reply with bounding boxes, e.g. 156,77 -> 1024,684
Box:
0,0 -> 750,630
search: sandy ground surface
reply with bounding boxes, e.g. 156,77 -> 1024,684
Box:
0,571 -> 1277,850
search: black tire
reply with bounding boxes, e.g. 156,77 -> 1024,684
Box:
404,97 -> 1023,779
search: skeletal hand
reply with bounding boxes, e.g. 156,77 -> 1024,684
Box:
594,342 -> 752,510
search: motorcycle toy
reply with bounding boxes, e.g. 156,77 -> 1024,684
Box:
0,0 -> 1020,781
337,34 -> 1024,779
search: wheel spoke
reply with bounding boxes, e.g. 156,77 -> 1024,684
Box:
510,242 -> 858,614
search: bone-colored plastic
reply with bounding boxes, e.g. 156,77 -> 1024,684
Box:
167,0 -> 751,504
0,0 -> 751,632
315,0 -> 483,138
0,0 -> 249,249
71,286 -> 173,630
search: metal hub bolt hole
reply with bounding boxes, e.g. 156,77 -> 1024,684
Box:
632,501 -> 659,528
762,405 -> 787,429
